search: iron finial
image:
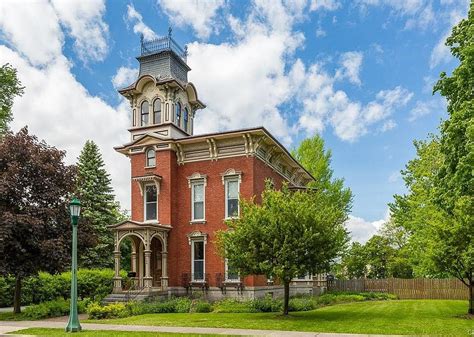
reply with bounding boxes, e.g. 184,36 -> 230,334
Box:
168,26 -> 172,37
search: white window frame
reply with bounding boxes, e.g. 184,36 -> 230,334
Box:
224,258 -> 240,282
191,180 -> 205,222
191,240 -> 205,282
143,183 -> 158,222
145,148 -> 156,168
224,177 -> 240,219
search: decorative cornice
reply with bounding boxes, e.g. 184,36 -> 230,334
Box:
187,230 -> 208,245
187,172 -> 207,187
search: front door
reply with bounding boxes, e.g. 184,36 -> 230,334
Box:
151,238 -> 162,287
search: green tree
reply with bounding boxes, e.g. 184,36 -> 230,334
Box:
433,3 -> 474,314
292,135 -> 353,210
0,63 -> 24,137
217,182 -> 349,315
76,140 -> 124,269
341,242 -> 367,279
0,128 -> 94,313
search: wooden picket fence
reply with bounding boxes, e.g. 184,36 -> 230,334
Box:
328,278 -> 468,300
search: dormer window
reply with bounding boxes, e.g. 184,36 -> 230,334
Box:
146,148 -> 155,167
175,102 -> 181,127
141,101 -> 149,126
183,107 -> 189,132
153,99 -> 161,124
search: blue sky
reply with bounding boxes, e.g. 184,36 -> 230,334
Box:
0,0 -> 468,242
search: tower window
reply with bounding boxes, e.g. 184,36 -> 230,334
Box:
144,184 -> 157,221
141,101 -> 149,126
146,148 -> 155,167
153,99 -> 161,124
183,107 -> 189,132
175,102 -> 181,127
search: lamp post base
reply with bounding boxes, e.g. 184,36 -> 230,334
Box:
65,320 -> 82,332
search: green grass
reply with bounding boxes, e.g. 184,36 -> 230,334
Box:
88,300 -> 474,336
12,328 -> 237,337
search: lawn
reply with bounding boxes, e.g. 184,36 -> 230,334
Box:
88,300 -> 473,336
12,328 -> 235,337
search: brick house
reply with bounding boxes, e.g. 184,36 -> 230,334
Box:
108,34 -> 316,300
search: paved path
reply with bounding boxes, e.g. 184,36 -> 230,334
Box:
0,320 -> 405,337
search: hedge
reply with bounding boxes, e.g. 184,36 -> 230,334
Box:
0,269 -> 127,307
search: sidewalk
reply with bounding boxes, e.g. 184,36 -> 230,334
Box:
0,320 -> 405,337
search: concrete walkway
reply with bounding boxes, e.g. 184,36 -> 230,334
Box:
0,320 -> 405,337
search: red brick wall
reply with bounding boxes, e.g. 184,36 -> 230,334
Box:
129,150 -> 289,288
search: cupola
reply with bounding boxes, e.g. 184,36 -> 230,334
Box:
118,28 -> 205,141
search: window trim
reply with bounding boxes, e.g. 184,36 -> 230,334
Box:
175,102 -> 181,127
224,258 -> 240,282
224,177 -> 240,219
183,107 -> 189,132
143,183 -> 158,222
191,180 -> 205,222
191,240 -> 205,282
145,148 -> 156,168
153,98 -> 162,125
140,101 -> 149,126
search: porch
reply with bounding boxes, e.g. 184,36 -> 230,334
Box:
108,220 -> 171,293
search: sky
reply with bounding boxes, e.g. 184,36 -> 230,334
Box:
0,0 -> 469,243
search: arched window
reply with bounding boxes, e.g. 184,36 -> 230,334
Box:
153,99 -> 161,124
141,101 -> 149,126
146,148 -> 155,167
175,102 -> 181,127
183,107 -> 189,132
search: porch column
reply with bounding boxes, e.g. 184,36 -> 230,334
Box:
161,252 -> 168,289
143,249 -> 153,288
113,250 -> 122,293
131,240 -> 138,287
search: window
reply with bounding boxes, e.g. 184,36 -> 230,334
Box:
183,107 -> 189,132
225,258 -> 239,281
153,99 -> 161,124
146,148 -> 155,167
144,185 -> 157,221
192,241 -> 204,281
132,108 -> 136,126
225,178 -> 240,218
175,102 -> 181,127
141,101 -> 149,126
191,181 -> 205,221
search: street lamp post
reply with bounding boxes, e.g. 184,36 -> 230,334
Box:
66,198 -> 81,332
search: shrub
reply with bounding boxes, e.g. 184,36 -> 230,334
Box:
288,297 -> 316,312
213,298 -> 253,313
192,300 -> 212,313
251,294 -> 282,312
172,297 -> 192,313
21,298 -> 91,320
87,302 -> 127,319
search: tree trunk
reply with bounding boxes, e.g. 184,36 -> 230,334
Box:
469,279 -> 473,315
283,281 -> 290,316
13,275 -> 21,314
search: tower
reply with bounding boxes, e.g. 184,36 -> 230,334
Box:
118,30 -> 205,141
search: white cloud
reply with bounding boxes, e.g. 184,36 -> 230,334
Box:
409,98 -> 445,122
430,31 -> 452,68
112,67 -> 139,89
388,171 -> 401,183
335,51 -> 363,85
380,119 -> 396,132
0,1 -> 131,210
126,4 -> 158,41
345,212 -> 389,243
316,27 -> 327,37
310,0 -> 340,11
158,0 -> 225,39
0,0 -> 63,66
51,0 -> 109,63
